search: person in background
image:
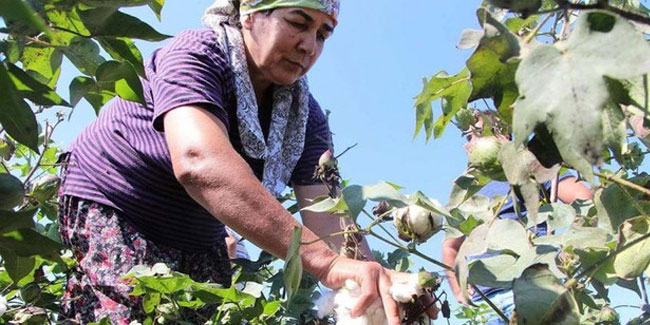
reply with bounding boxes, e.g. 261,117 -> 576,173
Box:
225,226 -> 250,260
441,113 -> 593,324
57,0 -> 432,323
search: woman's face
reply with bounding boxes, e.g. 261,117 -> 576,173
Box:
242,7 -> 335,87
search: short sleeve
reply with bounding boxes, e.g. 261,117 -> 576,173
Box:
150,29 -> 231,132
290,96 -> 333,186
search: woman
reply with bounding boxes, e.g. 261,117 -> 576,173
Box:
58,0 -> 419,323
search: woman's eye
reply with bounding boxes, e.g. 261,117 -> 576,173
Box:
288,21 -> 306,29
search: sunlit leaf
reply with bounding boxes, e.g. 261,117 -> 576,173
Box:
594,175 -> 650,233
0,0 -> 52,37
98,37 -> 146,78
5,62 -> 69,106
96,60 -> 144,104
613,216 -> 650,279
69,76 -> 115,114
413,69 -> 471,141
468,8 -> 520,124
513,11 -> 650,182
78,7 -> 170,41
284,227 -> 303,304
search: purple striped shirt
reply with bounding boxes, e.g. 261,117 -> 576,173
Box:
60,29 -> 333,251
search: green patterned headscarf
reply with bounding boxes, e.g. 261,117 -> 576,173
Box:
240,0 -> 339,25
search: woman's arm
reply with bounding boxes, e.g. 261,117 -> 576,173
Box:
295,184 -> 373,259
442,236 -> 468,304
163,105 -> 403,324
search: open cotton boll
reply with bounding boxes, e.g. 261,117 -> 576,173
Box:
0,295 -> 5,317
314,279 -> 388,325
390,272 -> 423,303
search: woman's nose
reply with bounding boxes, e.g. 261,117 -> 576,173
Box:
297,33 -> 317,56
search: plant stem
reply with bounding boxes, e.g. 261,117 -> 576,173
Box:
488,189 -> 511,227
573,231 -> 650,281
362,208 -> 402,245
594,171 -> 650,198
523,13 -> 553,44
641,275 -> 649,305
334,143 -> 358,160
616,183 -> 650,218
301,229 -> 364,246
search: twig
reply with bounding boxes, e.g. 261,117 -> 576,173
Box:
615,183 -> 650,218
362,209 -> 402,245
334,143 -> 358,160
572,231 -> 650,281
641,275 -> 649,306
523,13 -> 553,44
301,229 -> 365,246
594,171 -> 650,198
487,189 -> 511,227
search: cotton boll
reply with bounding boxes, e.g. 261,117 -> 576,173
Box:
331,280 -> 389,325
315,288 -> 337,319
0,295 -> 6,317
390,273 -> 422,303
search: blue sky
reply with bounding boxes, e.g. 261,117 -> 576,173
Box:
46,0 -> 643,322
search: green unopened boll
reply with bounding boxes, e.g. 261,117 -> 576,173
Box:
466,136 -> 507,181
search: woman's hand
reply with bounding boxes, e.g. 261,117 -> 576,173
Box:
319,257 -> 438,324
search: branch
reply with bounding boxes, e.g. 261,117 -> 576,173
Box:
334,143 -> 358,160
594,170 -> 650,198
573,231 -> 650,281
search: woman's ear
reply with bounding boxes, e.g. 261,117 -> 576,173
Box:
240,13 -> 254,30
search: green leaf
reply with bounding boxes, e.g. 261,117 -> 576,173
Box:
456,223 -> 489,303
469,254 -> 518,288
58,34 -> 106,76
457,28 -> 483,50
96,60 -> 144,104
413,69 -> 471,141
5,62 -> 69,106
1,250 -> 36,284
0,0 -> 52,37
137,273 -> 192,294
69,76 -> 115,114
262,300 -> 281,318
434,77 -> 472,138
534,226 -> 612,250
284,227 -> 303,304
148,0 -> 164,21
0,173 -> 25,210
80,0 -> 152,7
513,264 -> 580,325
573,247 -> 617,285
459,214 -> 482,236
0,229 -> 64,268
98,37 -> 146,78
78,7 -> 170,41
143,291 -> 160,313
486,219 -> 529,256
613,216 -> 650,279
498,142 -> 559,224
1,39 -> 24,63
594,175 -> 650,233
601,102 -> 627,163
468,8 -> 521,124
447,173 -> 491,209
513,11 -> 650,183
20,46 -> 63,88
0,209 -> 36,233
301,195 -> 348,214
531,203 -> 576,232
0,64 -> 39,152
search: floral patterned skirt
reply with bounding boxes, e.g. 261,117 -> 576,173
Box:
57,195 -> 232,324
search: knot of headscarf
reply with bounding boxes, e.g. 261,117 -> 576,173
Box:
201,0 -> 327,197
